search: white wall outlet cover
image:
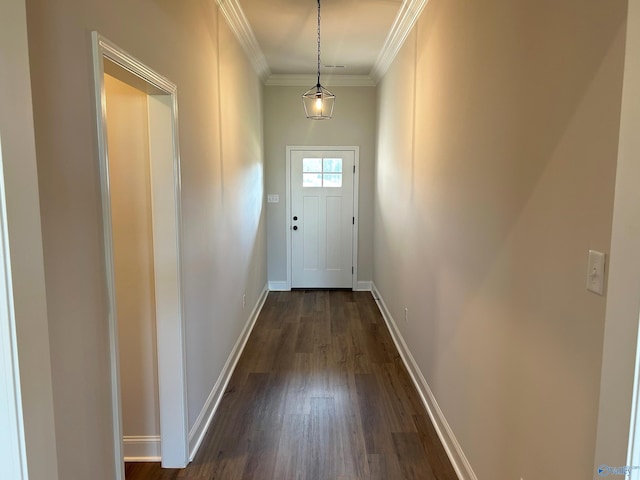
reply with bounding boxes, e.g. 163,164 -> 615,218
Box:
267,194 -> 279,203
587,250 -> 606,295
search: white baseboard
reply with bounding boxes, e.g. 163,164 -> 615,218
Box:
123,436 -> 161,462
371,283 -> 477,480
268,281 -> 289,291
188,284 -> 269,460
269,280 -> 371,291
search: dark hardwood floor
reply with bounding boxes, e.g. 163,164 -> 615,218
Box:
125,290 -> 458,480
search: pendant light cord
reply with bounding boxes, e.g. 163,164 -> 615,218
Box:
316,0 -> 321,87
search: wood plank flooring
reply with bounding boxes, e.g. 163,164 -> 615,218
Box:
125,290 -> 458,480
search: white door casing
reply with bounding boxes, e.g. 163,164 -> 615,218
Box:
0,135 -> 28,480
92,32 -> 188,476
287,147 -> 359,289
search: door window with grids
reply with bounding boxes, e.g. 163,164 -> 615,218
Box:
302,157 -> 343,188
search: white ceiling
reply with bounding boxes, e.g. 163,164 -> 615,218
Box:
219,0 -> 426,84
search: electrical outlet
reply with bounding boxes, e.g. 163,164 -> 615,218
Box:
404,307 -> 408,323
243,294 -> 246,309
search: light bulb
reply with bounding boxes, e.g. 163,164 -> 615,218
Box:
315,96 -> 323,110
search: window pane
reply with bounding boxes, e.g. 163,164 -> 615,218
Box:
303,158 -> 322,173
323,158 -> 342,173
303,173 -> 322,187
323,173 -> 342,188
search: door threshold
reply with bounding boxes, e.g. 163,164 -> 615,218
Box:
290,287 -> 353,291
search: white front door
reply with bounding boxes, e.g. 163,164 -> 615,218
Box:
290,149 -> 355,288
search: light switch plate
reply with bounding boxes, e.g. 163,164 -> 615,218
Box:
586,250 -> 606,295
267,194 -> 279,203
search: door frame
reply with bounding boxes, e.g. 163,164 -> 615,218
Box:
594,0 -> 640,472
91,33 -> 188,476
0,135 -> 28,480
285,146 -> 359,290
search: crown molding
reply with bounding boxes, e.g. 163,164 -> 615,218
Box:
265,74 -> 376,87
217,0 -> 427,85
370,0 -> 429,83
216,0 -> 271,81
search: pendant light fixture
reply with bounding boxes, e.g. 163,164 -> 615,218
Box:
302,0 -> 335,120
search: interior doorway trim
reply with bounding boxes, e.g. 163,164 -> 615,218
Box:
0,136 -> 28,480
285,145 -> 360,291
91,32 -> 188,477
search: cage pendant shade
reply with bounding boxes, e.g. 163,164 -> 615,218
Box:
302,0 -> 335,119
303,83 -> 335,119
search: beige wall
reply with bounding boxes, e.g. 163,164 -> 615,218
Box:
105,74 -> 160,442
264,85 -> 376,285
25,1 -> 266,478
0,1 -> 58,478
374,0 -> 627,479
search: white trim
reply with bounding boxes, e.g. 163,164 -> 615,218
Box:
92,33 -> 125,480
285,148 -> 292,291
370,0 -> 429,83
123,436 -> 161,462
627,325 -> 640,471
285,146 -> 360,291
215,0 -> 428,86
352,152 -> 360,292
147,88 -> 188,469
372,283 -> 476,480
594,0 -> 640,471
265,74 -> 376,87
188,285 -> 269,460
268,281 -> 289,291
355,281 -> 372,291
0,136 -> 27,479
215,0 -> 270,81
92,32 -> 189,475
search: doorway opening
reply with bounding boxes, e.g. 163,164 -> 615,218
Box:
286,146 -> 359,290
92,33 -> 188,479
